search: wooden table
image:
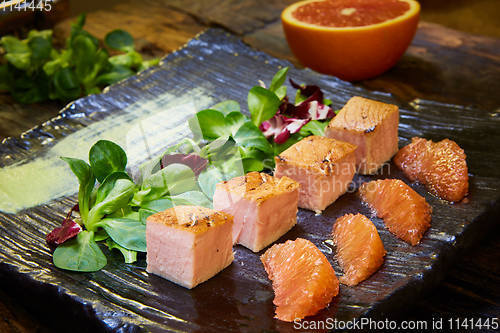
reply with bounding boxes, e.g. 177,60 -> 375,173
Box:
1,1 -> 499,331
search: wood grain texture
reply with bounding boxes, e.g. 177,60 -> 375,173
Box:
160,0 -> 296,35
363,22 -> 500,112
53,0 -> 204,55
0,96 -> 64,139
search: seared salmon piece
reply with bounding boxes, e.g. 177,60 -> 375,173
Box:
146,205 -> 233,289
274,135 -> 356,213
332,213 -> 385,286
393,137 -> 469,202
326,96 -> 399,174
359,179 -> 432,246
261,238 -> 339,322
213,172 -> 299,252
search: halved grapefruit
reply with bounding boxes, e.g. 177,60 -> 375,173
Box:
260,238 -> 339,322
281,0 -> 420,81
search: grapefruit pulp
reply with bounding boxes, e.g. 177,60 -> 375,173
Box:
393,137 -> 469,202
260,238 -> 339,322
359,179 -> 431,246
332,213 -> 386,286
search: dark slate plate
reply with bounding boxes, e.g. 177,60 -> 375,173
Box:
0,29 -> 499,332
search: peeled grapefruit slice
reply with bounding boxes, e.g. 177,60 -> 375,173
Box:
359,179 -> 431,246
281,0 -> 420,81
260,238 -> 339,322
332,213 -> 385,286
393,137 -> 469,202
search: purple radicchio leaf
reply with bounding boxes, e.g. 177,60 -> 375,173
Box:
259,78 -> 334,144
259,114 -> 310,144
289,78 -> 324,104
160,153 -> 208,176
275,79 -> 334,120
46,204 -> 82,250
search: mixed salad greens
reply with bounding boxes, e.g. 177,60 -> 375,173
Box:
47,67 -> 337,272
0,14 -> 159,104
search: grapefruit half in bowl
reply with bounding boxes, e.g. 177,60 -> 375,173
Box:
281,0 -> 420,81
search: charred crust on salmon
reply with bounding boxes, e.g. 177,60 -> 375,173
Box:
327,96 -> 398,133
274,136 -> 357,212
147,205 -> 233,234
145,205 -> 234,289
217,172 -> 299,204
188,214 -> 197,227
364,126 -> 376,133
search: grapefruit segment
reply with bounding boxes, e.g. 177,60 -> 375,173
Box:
393,137 -> 469,202
260,238 -> 339,322
359,179 -> 431,246
281,0 -> 420,81
332,213 -> 385,286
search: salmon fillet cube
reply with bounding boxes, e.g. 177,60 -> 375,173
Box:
326,96 -> 399,174
146,205 -> 234,289
274,135 -> 356,213
213,172 -> 299,252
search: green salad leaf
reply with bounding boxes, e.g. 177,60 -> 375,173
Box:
53,231 -> 107,272
190,109 -> 231,140
97,218 -> 146,252
60,157 -> 95,222
299,120 -> 329,137
248,86 -> 281,127
89,140 -> 128,183
198,166 -> 224,198
104,29 -> 134,52
106,239 -> 137,264
0,14 -> 159,104
233,121 -> 273,154
210,100 -> 241,115
132,163 -> 197,205
87,177 -> 135,230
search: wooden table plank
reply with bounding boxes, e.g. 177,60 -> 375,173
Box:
364,22 -> 500,112
53,0 -> 204,55
160,0 -> 296,35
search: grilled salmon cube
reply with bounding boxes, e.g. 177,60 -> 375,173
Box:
213,172 -> 299,252
326,96 -> 399,174
274,135 -> 357,213
146,205 -> 233,289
